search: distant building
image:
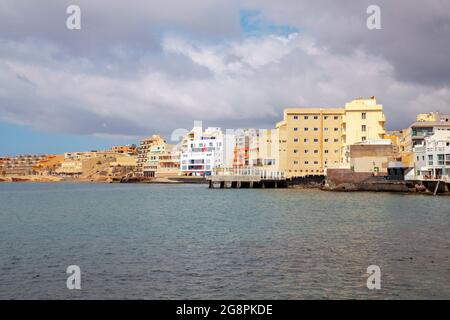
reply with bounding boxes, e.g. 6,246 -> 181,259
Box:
180,125 -> 231,176
416,112 -> 450,123
142,142 -> 181,178
248,129 -> 280,174
409,131 -> 450,181
1,155 -> 48,176
404,118 -> 450,152
136,135 -> 166,177
110,144 -> 137,155
276,96 -> 386,178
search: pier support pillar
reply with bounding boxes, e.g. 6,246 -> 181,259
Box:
249,181 -> 254,188
237,181 -> 241,188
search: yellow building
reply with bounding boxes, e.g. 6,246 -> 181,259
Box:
276,97 -> 386,178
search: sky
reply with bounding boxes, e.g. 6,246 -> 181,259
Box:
1,0 -> 450,156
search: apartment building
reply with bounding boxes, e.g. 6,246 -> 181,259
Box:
404,120 -> 450,152
136,135 -> 166,177
1,155 -> 48,176
248,129 -> 280,173
233,129 -> 255,168
276,97 -> 386,178
409,130 -> 450,180
142,142 -> 181,178
157,144 -> 180,177
180,126 -> 233,176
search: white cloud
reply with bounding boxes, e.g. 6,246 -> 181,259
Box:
1,30 -> 449,139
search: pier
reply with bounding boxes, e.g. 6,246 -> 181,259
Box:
206,167 -> 288,189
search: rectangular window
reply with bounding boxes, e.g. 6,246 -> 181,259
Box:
294,149 -> 298,154
334,116 -> 339,120
362,125 -> 366,132
362,112 -> 366,120
304,127 -> 309,131
314,116 -> 318,120
324,138 -> 329,142
294,138 -> 298,142
362,136 -> 366,141
324,150 -> 329,154
334,128 -> 339,131
304,116 -> 309,120
324,116 -> 328,120
314,138 -> 319,142
437,154 -> 444,166
294,127 -> 298,131
314,128 -> 318,131
293,115 -> 298,119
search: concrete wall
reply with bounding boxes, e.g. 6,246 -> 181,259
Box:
326,168 -> 373,185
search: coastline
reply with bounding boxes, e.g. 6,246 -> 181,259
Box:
2,175 -> 449,195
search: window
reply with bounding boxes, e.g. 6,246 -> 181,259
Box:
362,112 -> 366,120
314,138 -> 319,142
304,127 -> 309,131
334,116 -> 339,120
293,115 -> 298,120
428,155 -> 433,165
334,128 -> 339,131
294,127 -> 298,131
334,138 -> 339,142
324,138 -> 329,142
437,154 -> 444,166
304,116 -> 309,120
304,161 -> 309,164
304,138 -> 309,143
314,150 -> 318,154
324,116 -> 328,120
314,161 -> 318,164
324,150 -> 329,154
294,138 -> 299,142
294,161 -> 298,165
304,150 -> 309,153
294,149 -> 298,154
314,116 -> 318,119
314,127 -> 319,131
362,125 -> 366,132
324,128 -> 328,131
362,136 -> 366,141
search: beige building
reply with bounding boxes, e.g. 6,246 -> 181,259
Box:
248,129 -> 280,173
349,141 -> 394,174
136,135 -> 166,177
276,97 -> 386,178
142,142 -> 178,178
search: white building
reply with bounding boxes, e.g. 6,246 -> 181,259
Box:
180,125 -> 233,176
408,130 -> 450,181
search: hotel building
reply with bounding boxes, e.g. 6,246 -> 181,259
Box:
276,97 -> 386,178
